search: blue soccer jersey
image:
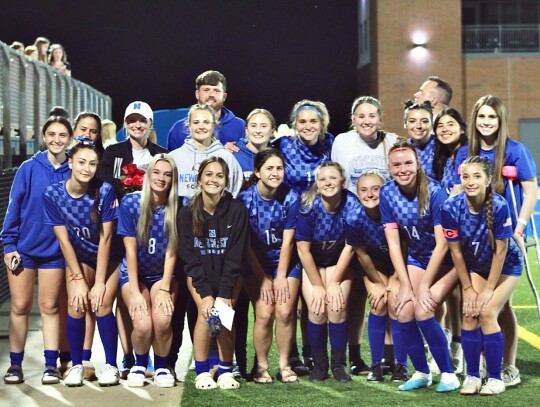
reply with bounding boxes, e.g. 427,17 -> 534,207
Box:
117,192 -> 169,282
296,190 -> 360,267
238,183 -> 300,273
454,139 -> 537,228
43,180 -> 118,268
345,204 -> 389,261
233,138 -> 256,180
380,178 -> 448,267
440,156 -> 457,195
411,135 -> 435,179
274,134 -> 334,195
441,192 -> 523,276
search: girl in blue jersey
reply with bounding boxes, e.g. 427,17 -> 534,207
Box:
118,154 -> 179,388
433,108 -> 468,195
179,157 -> 249,390
442,156 -> 522,396
239,148 -> 302,384
404,101 -> 435,179
2,117 -> 72,385
43,142 -> 121,387
454,95 -> 537,386
274,100 -> 334,374
342,171 -> 409,383
380,139 -> 460,392
233,109 -> 275,180
297,162 -> 368,383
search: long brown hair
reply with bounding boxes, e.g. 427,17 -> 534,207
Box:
468,95 -> 510,194
388,139 -> 429,217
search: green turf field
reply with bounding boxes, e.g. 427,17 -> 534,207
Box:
181,250 -> 540,406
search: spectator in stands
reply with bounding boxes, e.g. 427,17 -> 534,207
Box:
101,119 -> 117,149
33,37 -> 50,63
10,41 -> 24,53
167,70 -> 245,150
48,44 -> 71,76
414,76 -> 453,116
24,46 -> 38,59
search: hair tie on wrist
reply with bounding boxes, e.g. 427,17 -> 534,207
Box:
159,288 -> 170,293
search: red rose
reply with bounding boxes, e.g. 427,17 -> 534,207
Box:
132,175 -> 144,187
121,177 -> 133,186
122,164 -> 137,176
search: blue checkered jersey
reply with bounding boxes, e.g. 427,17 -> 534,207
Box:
345,204 -> 389,261
232,138 -> 256,180
43,180 -> 118,267
273,134 -> 334,195
238,183 -> 300,271
296,190 -> 360,267
441,192 -> 523,275
117,192 -> 169,279
454,139 -> 537,228
380,178 -> 448,266
440,157 -> 457,195
410,135 -> 435,179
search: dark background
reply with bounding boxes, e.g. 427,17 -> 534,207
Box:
1,0 -> 358,135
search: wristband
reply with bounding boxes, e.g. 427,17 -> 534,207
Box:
518,218 -> 528,227
159,288 -> 170,293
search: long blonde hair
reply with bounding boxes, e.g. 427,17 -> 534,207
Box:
137,154 -> 179,252
301,161 -> 345,211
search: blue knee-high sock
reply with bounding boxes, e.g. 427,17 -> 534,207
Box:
390,319 -> 407,367
66,315 -> 86,366
461,328 -> 482,377
82,349 -> 92,362
195,360 -> 210,375
218,359 -> 233,376
399,320 -> 429,374
154,354 -> 168,370
208,352 -> 219,368
96,312 -> 118,367
368,313 -> 386,366
307,321 -> 328,354
135,352 -> 149,369
10,351 -> 24,367
483,331 -> 504,380
329,321 -> 348,353
44,350 -> 59,368
417,317 -> 453,374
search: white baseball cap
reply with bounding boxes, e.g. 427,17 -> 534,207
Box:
124,101 -> 153,121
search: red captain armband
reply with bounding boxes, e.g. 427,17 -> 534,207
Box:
384,222 -> 399,230
502,166 -> 518,180
443,228 -> 458,239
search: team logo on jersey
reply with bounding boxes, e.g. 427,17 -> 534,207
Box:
503,217 -> 512,227
209,229 -> 216,238
442,228 -> 458,238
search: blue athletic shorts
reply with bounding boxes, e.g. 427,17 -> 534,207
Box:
19,253 -> 65,270
270,262 -> 302,280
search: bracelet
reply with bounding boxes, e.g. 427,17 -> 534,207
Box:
159,288 -> 170,293
518,218 -> 528,227
463,285 -> 473,291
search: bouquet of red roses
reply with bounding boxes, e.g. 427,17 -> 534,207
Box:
120,164 -> 145,192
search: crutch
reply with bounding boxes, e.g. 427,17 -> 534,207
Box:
502,165 -> 540,320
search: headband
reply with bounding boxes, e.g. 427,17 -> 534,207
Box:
294,105 -> 322,119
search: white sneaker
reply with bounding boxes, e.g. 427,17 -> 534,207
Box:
98,364 -> 119,387
127,365 -> 147,387
435,372 -> 460,393
398,371 -> 432,391
502,364 -> 521,387
480,378 -> 505,396
153,368 -> 175,388
450,342 -> 463,374
64,364 -> 84,387
460,375 -> 482,395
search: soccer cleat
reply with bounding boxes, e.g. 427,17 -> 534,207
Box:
450,342 -> 464,374
290,357 -> 310,376
64,364 -> 84,387
127,365 -> 147,387
309,353 -> 329,382
502,364 -> 521,387
391,364 -> 410,383
398,371 -> 432,391
367,363 -> 384,382
381,357 -> 395,376
435,372 -> 460,393
98,364 -> 119,387
332,365 -> 351,383
350,358 -> 370,375
480,378 -> 506,396
120,354 -> 135,380
153,368 -> 175,388
460,375 -> 482,395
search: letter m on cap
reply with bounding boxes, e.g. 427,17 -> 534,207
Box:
133,102 -> 142,110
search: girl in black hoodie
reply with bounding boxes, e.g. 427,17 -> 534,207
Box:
179,157 -> 249,390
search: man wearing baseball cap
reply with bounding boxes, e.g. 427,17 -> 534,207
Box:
99,101 -> 168,201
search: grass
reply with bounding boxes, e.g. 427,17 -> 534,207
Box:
181,251 -> 540,406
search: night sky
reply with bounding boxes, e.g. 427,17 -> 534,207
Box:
2,0 -> 358,136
